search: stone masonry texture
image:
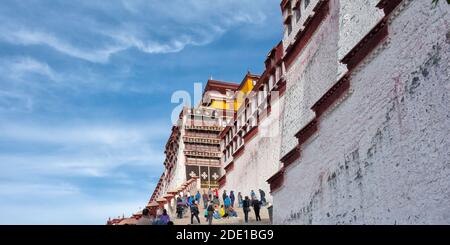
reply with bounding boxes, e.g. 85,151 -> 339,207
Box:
274,0 -> 450,224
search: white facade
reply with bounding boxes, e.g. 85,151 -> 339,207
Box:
221,95 -> 284,204
274,0 -> 450,224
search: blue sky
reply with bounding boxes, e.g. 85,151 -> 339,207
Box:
0,0 -> 281,224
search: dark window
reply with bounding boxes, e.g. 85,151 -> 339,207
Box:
294,6 -> 301,22
284,1 -> 293,36
304,0 -> 310,8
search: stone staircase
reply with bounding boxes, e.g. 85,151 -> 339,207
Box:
172,204 -> 271,225
163,179 -> 271,225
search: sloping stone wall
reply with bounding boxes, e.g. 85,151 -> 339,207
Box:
221,97 -> 284,204
274,0 -> 450,224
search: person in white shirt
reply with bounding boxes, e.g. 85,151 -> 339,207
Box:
136,209 -> 154,225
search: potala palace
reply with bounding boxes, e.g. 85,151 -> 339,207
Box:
108,0 -> 450,225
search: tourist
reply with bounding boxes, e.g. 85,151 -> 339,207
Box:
219,205 -> 228,218
228,206 -> 238,217
213,210 -> 221,220
156,207 -> 163,217
152,214 -> 162,225
252,198 -> 262,221
188,195 -> 194,207
184,194 -> 189,208
152,210 -> 164,225
204,208 -> 208,222
160,209 -> 171,225
136,208 -> 153,225
224,195 -> 231,209
230,191 -> 235,207
181,195 -> 186,207
215,188 -> 219,198
259,189 -> 267,206
206,201 -> 215,225
190,200 -> 201,225
238,192 -> 243,208
243,196 -> 251,223
176,197 -> 184,219
212,195 -> 220,208
208,188 -> 212,200
250,190 -> 256,201
195,191 -> 201,204
202,191 -> 209,209
222,190 -> 227,203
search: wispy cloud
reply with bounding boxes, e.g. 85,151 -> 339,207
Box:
0,191 -> 148,224
3,57 -> 58,81
0,0 -> 275,63
0,121 -> 168,177
0,29 -> 124,64
0,90 -> 33,112
0,182 -> 80,197
0,121 -> 168,146
0,0 -> 281,224
0,120 -> 167,223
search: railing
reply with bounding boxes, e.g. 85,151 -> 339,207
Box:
183,136 -> 221,145
185,125 -> 223,132
185,119 -> 221,128
184,144 -> 220,152
186,158 -> 221,166
184,150 -> 221,159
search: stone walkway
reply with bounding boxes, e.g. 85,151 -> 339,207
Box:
172,204 -> 271,225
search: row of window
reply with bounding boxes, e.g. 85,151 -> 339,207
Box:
223,130 -> 245,163
184,131 -> 219,139
186,158 -> 221,166
185,108 -> 218,118
184,151 -> 221,159
185,118 -> 220,127
223,71 -> 283,144
184,144 -> 220,152
222,63 -> 284,163
183,137 -> 220,146
284,0 -> 311,36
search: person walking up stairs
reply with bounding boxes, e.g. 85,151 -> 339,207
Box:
190,200 -> 201,225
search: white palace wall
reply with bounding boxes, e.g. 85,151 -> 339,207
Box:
273,0 -> 450,224
221,96 -> 284,204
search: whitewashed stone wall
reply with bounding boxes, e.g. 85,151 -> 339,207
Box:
281,0 -> 343,157
337,0 -> 383,78
166,122 -> 187,193
283,0 -> 321,51
338,0 -> 383,59
221,96 -> 284,204
274,0 -> 450,224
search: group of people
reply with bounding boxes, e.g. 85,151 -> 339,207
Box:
136,208 -> 172,225
135,188 -> 268,225
203,188 -> 267,225
175,190 -> 203,220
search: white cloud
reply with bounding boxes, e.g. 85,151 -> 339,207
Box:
0,29 -> 125,64
0,0 -> 277,63
0,90 -> 33,112
0,190 -> 148,224
0,120 -> 166,224
0,0 -> 281,224
0,121 -> 168,178
0,122 -> 167,145
4,57 -> 58,81
0,57 -> 64,112
0,182 -> 80,197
